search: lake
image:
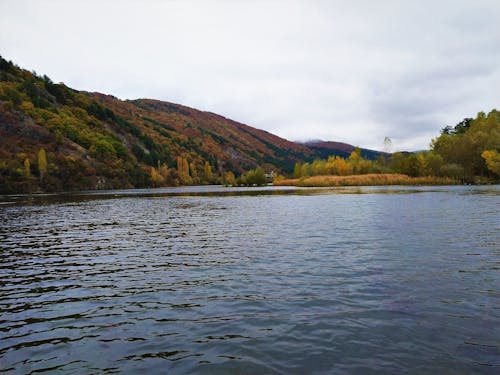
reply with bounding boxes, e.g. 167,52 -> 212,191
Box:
1,185 -> 499,374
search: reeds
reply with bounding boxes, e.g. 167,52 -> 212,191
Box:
274,174 -> 458,187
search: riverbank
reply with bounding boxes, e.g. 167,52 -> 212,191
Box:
274,173 -> 458,187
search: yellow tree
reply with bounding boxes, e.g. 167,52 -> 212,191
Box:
325,156 -> 336,175
333,156 -> 353,175
183,158 -> 191,184
177,156 -> 191,185
189,162 -> 198,182
151,166 -> 160,187
312,159 -> 326,176
482,150 -> 500,176
154,161 -> 169,185
37,148 -> 47,181
348,147 -> 362,174
416,153 -> 428,176
224,171 -> 237,186
300,162 -> 311,178
24,158 -> 31,178
204,161 -> 213,183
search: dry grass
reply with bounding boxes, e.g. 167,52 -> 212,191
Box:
274,174 -> 458,187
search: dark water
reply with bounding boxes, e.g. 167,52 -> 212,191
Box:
1,185 -> 499,374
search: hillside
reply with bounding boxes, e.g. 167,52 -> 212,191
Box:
0,56 -> 380,193
302,140 -> 386,160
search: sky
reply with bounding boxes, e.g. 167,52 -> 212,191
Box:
1,0 -> 499,151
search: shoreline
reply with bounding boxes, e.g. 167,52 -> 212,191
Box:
274,174 -> 460,187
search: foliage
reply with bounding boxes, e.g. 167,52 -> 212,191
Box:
203,161 -> 213,183
1,55 -> 498,193
286,110 -> 499,185
431,110 -> 500,182
481,150 -> 500,176
176,156 -> 191,185
223,171 -> 237,186
37,148 -> 47,181
276,174 -> 457,187
24,158 -> 31,178
240,167 -> 267,186
292,148 -> 380,179
1,55 -> 318,193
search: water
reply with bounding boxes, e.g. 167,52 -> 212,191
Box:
1,185 -> 499,374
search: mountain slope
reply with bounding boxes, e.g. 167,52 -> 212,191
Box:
302,140 -> 387,160
0,56 -> 382,193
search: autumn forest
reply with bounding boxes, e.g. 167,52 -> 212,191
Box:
0,56 -> 499,194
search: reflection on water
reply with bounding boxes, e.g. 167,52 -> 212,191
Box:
1,185 -> 499,374
2,184 -> 500,206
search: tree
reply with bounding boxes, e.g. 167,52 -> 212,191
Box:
332,156 -> 353,175
24,158 -> 31,178
224,171 -> 237,186
300,162 -> 311,178
150,166 -> 160,187
424,152 -> 444,175
204,161 -> 213,183
241,167 -> 266,186
189,162 -> 198,182
416,153 -> 428,176
349,147 -> 362,173
177,156 -> 191,185
440,163 -> 464,179
37,148 -> 47,181
253,167 -> 266,185
481,150 -> 500,176
293,162 -> 302,178
432,110 -> 500,180
312,159 -> 326,175
89,138 -> 115,159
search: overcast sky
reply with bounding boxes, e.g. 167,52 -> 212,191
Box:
1,0 -> 499,151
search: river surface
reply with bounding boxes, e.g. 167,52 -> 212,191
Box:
1,185 -> 499,374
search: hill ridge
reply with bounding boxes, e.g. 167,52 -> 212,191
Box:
0,56 -> 382,193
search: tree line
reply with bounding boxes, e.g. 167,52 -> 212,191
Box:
292,109 -> 500,183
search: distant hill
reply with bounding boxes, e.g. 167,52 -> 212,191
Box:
0,56 -> 382,193
302,140 -> 387,160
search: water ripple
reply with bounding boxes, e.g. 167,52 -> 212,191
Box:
1,186 -> 499,374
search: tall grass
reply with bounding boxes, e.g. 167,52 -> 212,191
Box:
274,174 -> 458,187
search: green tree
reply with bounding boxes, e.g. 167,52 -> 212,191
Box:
424,152 -> 444,176
241,167 -> 266,186
293,162 -> 302,178
431,111 -> 500,180
440,163 -> 465,179
253,167 -> 266,185
90,139 -> 115,160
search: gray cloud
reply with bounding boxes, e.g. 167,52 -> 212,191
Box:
1,0 -> 499,151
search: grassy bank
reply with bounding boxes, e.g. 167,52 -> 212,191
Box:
274,174 -> 459,187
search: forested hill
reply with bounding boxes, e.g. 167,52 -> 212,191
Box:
302,140 -> 385,160
0,56 -> 384,193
